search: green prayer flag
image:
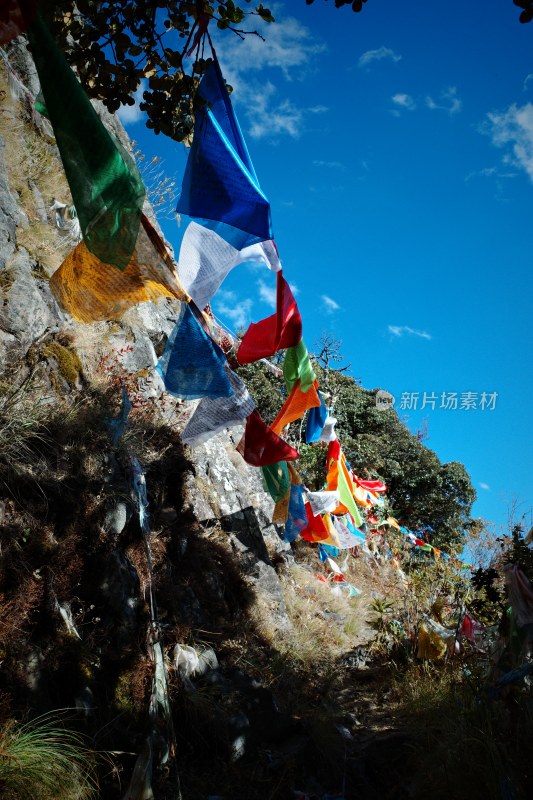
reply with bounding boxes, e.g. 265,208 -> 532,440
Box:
283,340 -> 316,394
261,461 -> 290,503
27,13 -> 145,270
337,463 -> 363,528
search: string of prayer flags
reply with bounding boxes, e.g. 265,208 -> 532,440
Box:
26,12 -> 145,270
180,365 -> 255,447
270,380 -> 321,436
237,272 -> 302,364
156,303 -> 232,400
261,461 -> 290,503
305,390 -> 328,443
176,59 -> 272,249
50,214 -> 188,323
283,340 -> 316,394
236,409 -> 299,467
179,222 -> 280,312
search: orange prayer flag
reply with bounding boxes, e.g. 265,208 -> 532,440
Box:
270,380 -> 320,436
50,214 -> 188,323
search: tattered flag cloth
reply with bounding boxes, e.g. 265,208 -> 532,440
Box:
283,340 -> 316,394
157,303 -> 232,400
26,12 -> 145,269
261,461 -> 290,503
307,490 -> 340,517
181,365 -> 255,447
236,409 -> 299,466
176,59 -> 272,247
237,272 -> 302,364
272,484 -> 291,524
0,0 -> 37,43
270,380 -> 321,436
283,484 -> 307,543
305,390 -> 328,443
332,516 -> 364,550
504,563 -> 533,627
50,214 -> 188,323
344,514 -> 366,540
179,221 -> 280,312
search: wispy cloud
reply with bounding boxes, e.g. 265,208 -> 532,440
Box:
388,325 -> 432,341
391,92 -> 416,112
484,102 -> 533,183
214,8 -> 326,140
313,159 -> 344,169
215,290 -> 253,331
524,73 -> 533,91
217,11 -> 325,80
322,295 -> 341,313
258,280 -> 276,307
479,482 -> 491,491
426,86 -> 462,115
358,46 -> 402,69
117,81 -> 146,126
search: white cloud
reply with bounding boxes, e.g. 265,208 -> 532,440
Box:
213,8 -> 325,140
358,46 -> 402,69
117,81 -> 146,126
484,102 -> 533,182
245,82 -> 305,139
388,325 -> 431,341
391,93 -> 416,111
215,290 -> 253,331
258,280 -> 276,307
217,12 -> 325,80
479,482 -> 491,491
426,86 -> 462,115
322,295 -> 340,313
524,73 -> 533,91
313,159 -> 344,169
289,283 -> 299,296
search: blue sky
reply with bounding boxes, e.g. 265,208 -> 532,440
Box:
120,0 -> 533,535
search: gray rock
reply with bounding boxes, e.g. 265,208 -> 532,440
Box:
0,248 -> 53,347
103,501 -> 130,537
0,134 -> 18,271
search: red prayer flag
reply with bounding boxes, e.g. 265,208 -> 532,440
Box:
236,409 -> 299,466
327,439 -> 341,464
236,272 -> 302,364
354,477 -> 387,493
300,503 -> 330,542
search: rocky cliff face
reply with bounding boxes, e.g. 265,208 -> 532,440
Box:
0,39 -> 305,797
0,40 -> 386,800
